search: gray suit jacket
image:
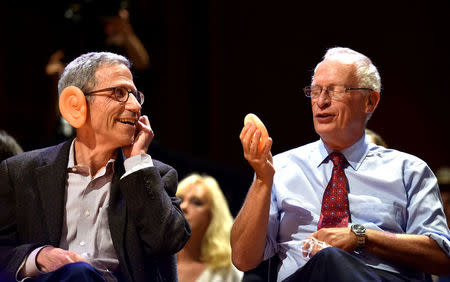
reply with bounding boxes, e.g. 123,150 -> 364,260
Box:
0,139 -> 191,281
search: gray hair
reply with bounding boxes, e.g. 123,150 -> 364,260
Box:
57,52 -> 131,96
314,47 -> 381,93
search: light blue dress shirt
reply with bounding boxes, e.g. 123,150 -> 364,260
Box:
264,135 -> 450,281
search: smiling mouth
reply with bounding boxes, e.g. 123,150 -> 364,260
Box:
117,118 -> 137,126
316,114 -> 333,118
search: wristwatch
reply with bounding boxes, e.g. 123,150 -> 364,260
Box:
351,224 -> 366,251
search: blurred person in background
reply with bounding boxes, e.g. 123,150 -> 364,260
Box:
45,0 -> 151,144
46,0 -> 150,77
365,128 -> 387,147
176,173 -> 243,282
0,130 -> 23,162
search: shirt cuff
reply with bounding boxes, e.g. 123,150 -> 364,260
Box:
426,232 -> 450,256
19,246 -> 46,279
121,153 -> 154,179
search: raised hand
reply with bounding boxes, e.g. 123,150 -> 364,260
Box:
122,115 -> 154,158
239,122 -> 274,182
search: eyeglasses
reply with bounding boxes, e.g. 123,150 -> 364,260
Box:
85,86 -> 145,105
303,85 -> 373,100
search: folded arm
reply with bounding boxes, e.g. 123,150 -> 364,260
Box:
119,161 -> 191,255
311,227 -> 450,275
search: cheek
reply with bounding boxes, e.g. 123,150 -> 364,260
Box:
196,209 -> 212,227
337,101 -> 361,125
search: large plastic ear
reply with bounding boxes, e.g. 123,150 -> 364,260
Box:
59,86 -> 87,128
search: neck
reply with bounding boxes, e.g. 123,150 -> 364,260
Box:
321,131 -> 364,151
74,138 -> 118,176
177,233 -> 204,263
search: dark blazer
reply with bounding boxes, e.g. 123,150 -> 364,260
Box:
0,139 -> 191,281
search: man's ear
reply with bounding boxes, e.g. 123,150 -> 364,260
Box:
59,86 -> 87,128
365,90 -> 380,114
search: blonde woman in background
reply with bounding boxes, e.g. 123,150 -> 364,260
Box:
176,173 -> 243,282
365,128 -> 388,147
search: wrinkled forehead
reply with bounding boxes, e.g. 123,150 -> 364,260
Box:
313,59 -> 357,86
95,63 -> 132,77
93,64 -> 134,86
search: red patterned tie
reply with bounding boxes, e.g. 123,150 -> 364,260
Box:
317,152 -> 350,229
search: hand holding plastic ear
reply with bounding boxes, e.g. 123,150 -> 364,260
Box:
244,113 -> 269,152
122,115 -> 154,158
240,113 -> 275,182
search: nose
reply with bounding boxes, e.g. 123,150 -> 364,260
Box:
180,200 -> 187,213
125,93 -> 142,113
315,88 -> 331,108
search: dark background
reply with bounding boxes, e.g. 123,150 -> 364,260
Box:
1,1 -> 449,215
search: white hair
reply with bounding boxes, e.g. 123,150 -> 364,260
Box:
314,47 -> 381,93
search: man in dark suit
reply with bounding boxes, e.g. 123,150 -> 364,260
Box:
0,52 -> 191,281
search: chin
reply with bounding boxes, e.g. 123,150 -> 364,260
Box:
113,135 -> 134,148
314,123 -> 336,136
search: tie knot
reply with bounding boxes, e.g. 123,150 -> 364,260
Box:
329,152 -> 346,167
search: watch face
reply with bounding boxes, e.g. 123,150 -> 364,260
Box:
353,224 -> 365,233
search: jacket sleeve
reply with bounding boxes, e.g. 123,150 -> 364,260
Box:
118,160 -> 191,255
0,160 -> 38,281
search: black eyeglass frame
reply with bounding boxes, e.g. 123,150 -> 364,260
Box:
85,86 -> 145,105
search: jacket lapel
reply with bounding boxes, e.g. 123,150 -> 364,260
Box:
108,150 -> 130,278
35,140 -> 72,246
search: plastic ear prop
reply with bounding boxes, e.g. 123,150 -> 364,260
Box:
244,113 -> 269,152
59,86 -> 87,128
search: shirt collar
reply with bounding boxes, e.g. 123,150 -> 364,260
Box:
67,139 -> 77,168
315,133 -> 370,171
67,139 -> 116,177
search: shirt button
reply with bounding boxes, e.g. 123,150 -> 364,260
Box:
80,241 -> 86,246
84,210 -> 90,217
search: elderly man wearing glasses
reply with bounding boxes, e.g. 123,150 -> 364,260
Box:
0,52 -> 191,282
231,47 -> 450,281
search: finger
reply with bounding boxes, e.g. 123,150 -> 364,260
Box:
139,115 -> 150,126
309,231 -> 318,239
249,129 -> 261,154
262,137 -> 273,156
242,124 -> 256,151
137,116 -> 151,131
311,244 -> 322,257
64,254 -> 75,264
71,252 -> 89,263
239,123 -> 251,141
138,116 -> 154,142
302,244 -> 310,257
302,240 -> 311,251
